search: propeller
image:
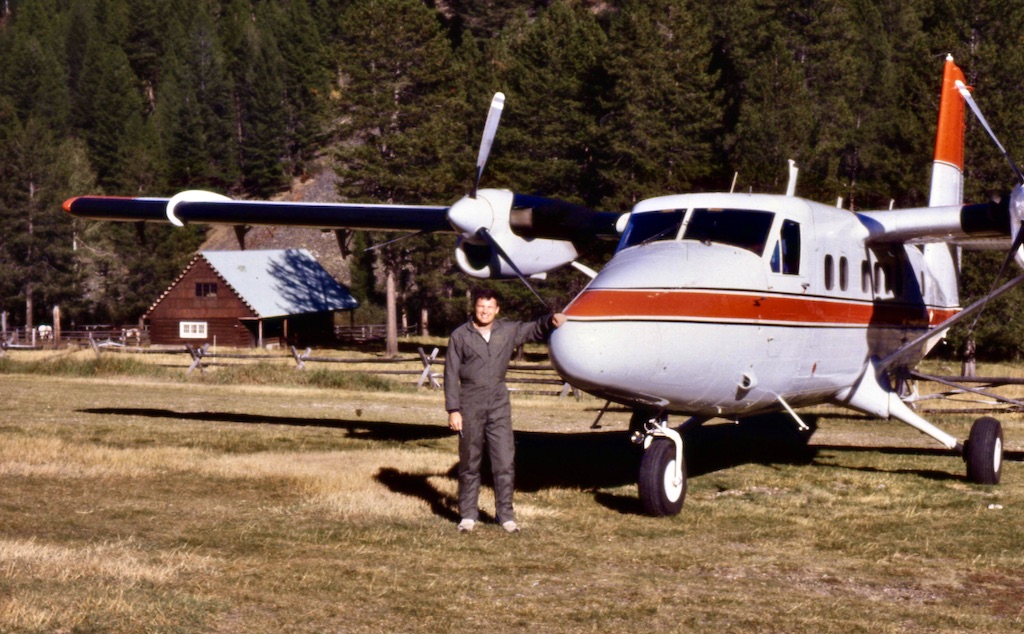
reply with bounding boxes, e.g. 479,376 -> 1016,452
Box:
456,92 -> 553,309
476,227 -> 549,308
472,92 -> 505,199
952,75 -> 1024,338
955,80 -> 1024,184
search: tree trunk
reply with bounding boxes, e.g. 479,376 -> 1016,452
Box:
25,283 -> 33,334
385,269 -> 398,357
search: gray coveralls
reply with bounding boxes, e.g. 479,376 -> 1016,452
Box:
444,315 -> 553,524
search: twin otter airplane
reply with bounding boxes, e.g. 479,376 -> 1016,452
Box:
66,56 -> 1022,516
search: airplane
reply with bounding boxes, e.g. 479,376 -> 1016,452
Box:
64,56 -> 1024,516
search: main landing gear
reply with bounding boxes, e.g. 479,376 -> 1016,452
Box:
965,416 -> 1003,485
631,410 -> 1004,518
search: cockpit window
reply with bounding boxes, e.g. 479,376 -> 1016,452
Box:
617,208 -> 776,254
681,209 -> 776,256
617,209 -> 685,250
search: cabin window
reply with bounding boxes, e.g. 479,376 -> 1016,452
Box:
617,209 -> 685,250
196,282 -> 218,298
824,255 -> 834,290
770,220 -> 801,274
861,261 -> 871,293
179,321 -> 208,339
681,209 -> 775,255
839,257 -> 849,291
892,263 -> 903,297
874,262 -> 893,295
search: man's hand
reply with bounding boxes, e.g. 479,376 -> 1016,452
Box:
448,410 -> 463,433
552,313 -> 567,328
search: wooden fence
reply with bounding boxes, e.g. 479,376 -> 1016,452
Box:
63,341 -> 579,398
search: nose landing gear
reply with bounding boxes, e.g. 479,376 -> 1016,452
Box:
637,417 -> 686,516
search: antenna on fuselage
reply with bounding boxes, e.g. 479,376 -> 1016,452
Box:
730,172 -> 738,193
785,160 -> 798,196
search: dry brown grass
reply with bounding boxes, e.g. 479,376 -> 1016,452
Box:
1,371 -> 1023,633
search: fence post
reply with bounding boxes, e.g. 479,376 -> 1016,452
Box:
290,346 -> 311,370
186,344 -> 209,374
416,347 -> 441,389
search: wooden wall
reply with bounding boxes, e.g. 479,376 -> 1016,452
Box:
146,259 -> 256,347
145,257 -> 343,348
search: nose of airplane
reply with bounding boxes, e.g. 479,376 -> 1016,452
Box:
549,320 -> 611,396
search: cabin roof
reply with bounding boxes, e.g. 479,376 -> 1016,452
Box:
149,249 -> 359,319
202,249 -> 359,318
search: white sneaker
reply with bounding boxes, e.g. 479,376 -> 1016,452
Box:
501,520 -> 520,534
457,519 -> 475,533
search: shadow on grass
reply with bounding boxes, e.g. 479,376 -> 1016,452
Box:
83,408 -> 1020,518
374,467 -> 464,523
81,407 -> 453,442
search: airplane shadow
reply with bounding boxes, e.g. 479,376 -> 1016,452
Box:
81,408 -> 1022,518
81,407 -> 453,442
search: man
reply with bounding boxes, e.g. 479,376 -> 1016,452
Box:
444,288 -> 565,533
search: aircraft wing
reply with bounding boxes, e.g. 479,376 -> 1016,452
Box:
63,195 -> 453,233
64,188 -> 624,281
857,200 -> 1011,246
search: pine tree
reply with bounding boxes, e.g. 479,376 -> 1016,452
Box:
73,35 -> 144,191
0,105 -> 92,328
489,0 -> 608,206
267,0 -> 331,177
334,0 -> 468,353
597,0 -> 722,210
159,3 -> 239,190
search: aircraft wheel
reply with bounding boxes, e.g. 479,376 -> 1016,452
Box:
965,416 -> 1003,485
638,438 -> 686,516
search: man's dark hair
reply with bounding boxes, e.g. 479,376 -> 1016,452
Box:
471,287 -> 501,306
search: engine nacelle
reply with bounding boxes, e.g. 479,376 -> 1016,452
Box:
447,188 -> 579,278
455,233 -> 578,279
1011,184 -> 1024,268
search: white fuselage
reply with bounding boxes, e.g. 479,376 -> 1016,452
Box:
550,193 -> 960,417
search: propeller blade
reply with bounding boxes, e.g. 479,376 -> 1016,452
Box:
472,93 -> 505,198
477,227 -> 549,308
955,80 -> 1024,184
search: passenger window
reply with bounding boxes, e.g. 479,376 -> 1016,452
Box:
839,257 -> 849,291
861,261 -> 871,293
780,220 -> 800,275
824,255 -> 834,290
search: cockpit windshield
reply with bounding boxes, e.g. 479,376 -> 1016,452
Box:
617,209 -> 685,251
617,208 -> 776,255
682,209 -> 775,256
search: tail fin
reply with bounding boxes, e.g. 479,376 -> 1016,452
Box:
924,55 -> 967,310
929,55 -> 967,207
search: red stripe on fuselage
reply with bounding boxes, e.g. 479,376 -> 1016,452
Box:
565,288 -> 959,328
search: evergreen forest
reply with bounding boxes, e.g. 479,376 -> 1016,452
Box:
3,0 -> 1024,357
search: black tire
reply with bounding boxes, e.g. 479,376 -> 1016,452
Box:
638,438 -> 686,516
966,416 -> 1003,485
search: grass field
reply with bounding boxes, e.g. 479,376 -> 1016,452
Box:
1,358 -> 1023,632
